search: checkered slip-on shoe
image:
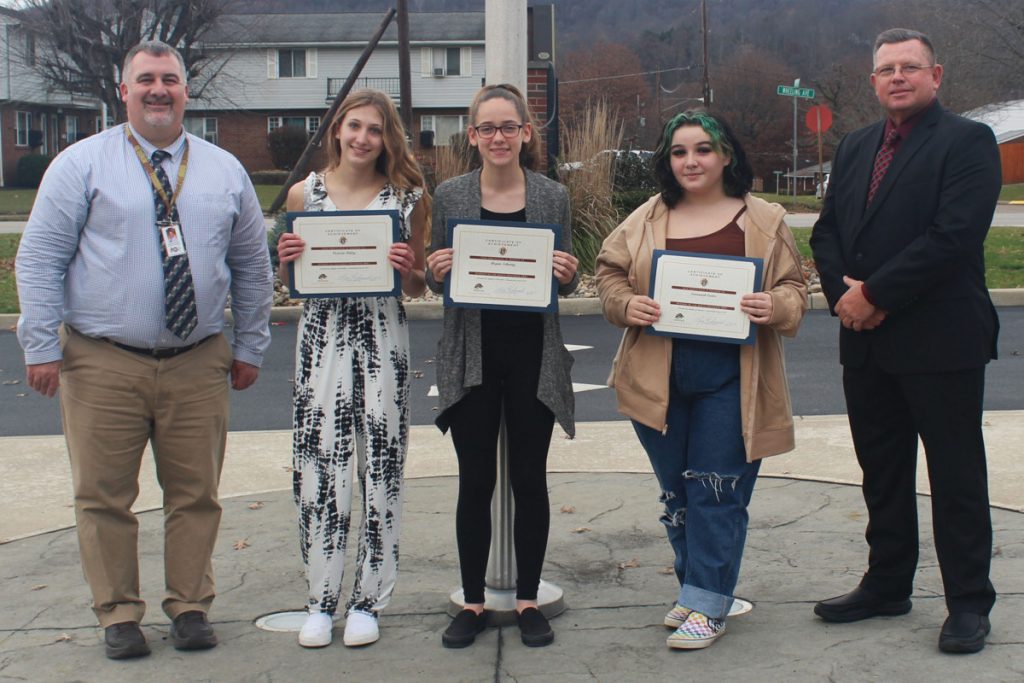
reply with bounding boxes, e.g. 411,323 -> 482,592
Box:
666,610 -> 726,650
664,603 -> 693,629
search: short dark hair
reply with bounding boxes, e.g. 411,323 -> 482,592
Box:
122,40 -> 187,84
651,110 -> 753,208
873,28 -> 936,66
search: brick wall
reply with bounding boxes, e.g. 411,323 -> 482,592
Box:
526,66 -> 550,170
213,110 -> 326,174
1,105 -> 99,187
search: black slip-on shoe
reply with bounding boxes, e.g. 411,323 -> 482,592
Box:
104,621 -> 151,660
442,609 -> 489,649
939,613 -> 990,654
170,610 -> 218,651
813,586 -> 912,623
516,607 -> 554,647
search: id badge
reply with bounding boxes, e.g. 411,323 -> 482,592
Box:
160,222 -> 186,257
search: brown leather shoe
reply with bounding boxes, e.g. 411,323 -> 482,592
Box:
170,610 -> 218,650
104,621 -> 151,660
813,586 -> 912,623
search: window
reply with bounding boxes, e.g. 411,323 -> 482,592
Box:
16,111 -> 30,147
422,47 -> 470,77
421,115 -> 469,146
443,47 -> 461,76
185,117 -> 218,145
65,115 -> 78,144
267,116 -> 319,136
39,113 -> 48,154
268,48 -> 316,79
25,33 -> 35,66
279,49 -> 305,78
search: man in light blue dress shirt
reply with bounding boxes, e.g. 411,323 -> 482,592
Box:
15,40 -> 272,660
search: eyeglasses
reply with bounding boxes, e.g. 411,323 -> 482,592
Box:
472,123 -> 524,139
872,63 -> 934,79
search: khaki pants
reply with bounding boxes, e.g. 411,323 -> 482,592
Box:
60,327 -> 233,627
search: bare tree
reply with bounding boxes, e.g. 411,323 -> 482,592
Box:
10,0 -> 232,122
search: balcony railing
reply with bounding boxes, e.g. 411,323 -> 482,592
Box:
327,77 -> 400,102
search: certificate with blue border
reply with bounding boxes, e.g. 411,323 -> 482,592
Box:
646,250 -> 764,345
443,218 -> 560,313
285,210 -> 400,298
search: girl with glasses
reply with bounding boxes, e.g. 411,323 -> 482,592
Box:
426,83 -> 578,649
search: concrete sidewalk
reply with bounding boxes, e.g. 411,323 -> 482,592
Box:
1,415 -> 1022,681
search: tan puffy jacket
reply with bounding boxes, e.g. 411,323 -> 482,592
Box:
596,193 -> 808,461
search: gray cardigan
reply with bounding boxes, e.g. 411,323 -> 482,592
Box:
426,168 -> 578,437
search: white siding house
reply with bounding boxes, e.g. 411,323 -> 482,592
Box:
188,11 -> 488,172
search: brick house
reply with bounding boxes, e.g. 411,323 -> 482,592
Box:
0,12 -> 101,187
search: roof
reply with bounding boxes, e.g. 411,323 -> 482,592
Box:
785,161 -> 832,178
205,11 -> 485,46
962,99 -> 1024,144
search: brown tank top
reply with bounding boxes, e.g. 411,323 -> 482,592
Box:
665,205 -> 746,257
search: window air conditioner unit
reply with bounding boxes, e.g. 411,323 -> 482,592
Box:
433,67 -> 444,77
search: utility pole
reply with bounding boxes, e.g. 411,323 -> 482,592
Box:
397,0 -> 412,136
701,0 -> 710,108
792,77 -> 799,205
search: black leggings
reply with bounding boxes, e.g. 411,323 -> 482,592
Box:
448,317 -> 555,602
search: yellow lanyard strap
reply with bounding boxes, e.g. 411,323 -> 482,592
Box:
126,126 -> 189,219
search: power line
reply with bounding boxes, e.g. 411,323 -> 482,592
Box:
560,65 -> 699,86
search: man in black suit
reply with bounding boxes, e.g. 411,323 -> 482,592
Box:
810,28 -> 1000,654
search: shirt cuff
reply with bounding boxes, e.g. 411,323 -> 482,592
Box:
861,282 -> 877,306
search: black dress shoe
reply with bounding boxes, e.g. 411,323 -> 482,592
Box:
516,607 -> 554,647
442,609 -> 489,648
170,610 -> 218,650
939,613 -> 990,654
104,621 -> 151,660
813,586 -> 912,623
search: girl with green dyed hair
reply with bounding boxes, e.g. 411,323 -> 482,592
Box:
596,109 -> 808,650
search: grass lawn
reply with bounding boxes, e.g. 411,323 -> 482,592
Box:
1000,183 -> 1024,202
0,189 -> 37,217
255,184 -> 290,213
752,192 -> 822,212
0,234 -> 20,314
791,227 -> 1024,289
0,185 -> 288,217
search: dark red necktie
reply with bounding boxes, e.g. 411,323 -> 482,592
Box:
866,129 -> 900,206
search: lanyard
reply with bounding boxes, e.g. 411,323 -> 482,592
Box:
125,126 -> 189,219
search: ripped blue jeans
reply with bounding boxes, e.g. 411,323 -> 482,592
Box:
632,338 -> 761,620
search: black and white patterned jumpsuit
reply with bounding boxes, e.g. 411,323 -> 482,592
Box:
292,171 -> 421,616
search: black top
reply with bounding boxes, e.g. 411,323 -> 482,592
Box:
479,206 -> 541,333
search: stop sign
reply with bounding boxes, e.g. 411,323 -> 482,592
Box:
806,105 -> 833,133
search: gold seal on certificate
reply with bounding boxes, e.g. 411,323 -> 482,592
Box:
647,250 -> 764,344
444,219 -> 559,312
286,210 -> 400,298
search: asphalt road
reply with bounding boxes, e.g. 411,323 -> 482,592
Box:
2,309 -> 1022,437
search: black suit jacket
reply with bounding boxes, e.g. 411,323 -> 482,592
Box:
810,102 -> 1001,373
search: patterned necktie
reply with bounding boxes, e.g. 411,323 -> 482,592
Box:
866,129 -> 900,206
151,149 -> 198,340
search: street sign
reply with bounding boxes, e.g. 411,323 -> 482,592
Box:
777,85 -> 815,98
806,104 -> 833,133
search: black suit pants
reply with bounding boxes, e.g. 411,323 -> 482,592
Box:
843,358 -> 995,615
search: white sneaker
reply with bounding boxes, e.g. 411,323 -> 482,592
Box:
343,610 -> 379,647
298,613 -> 333,648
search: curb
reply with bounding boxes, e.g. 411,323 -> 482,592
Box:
4,292 -> 1024,330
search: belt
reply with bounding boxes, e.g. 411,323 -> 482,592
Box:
103,334 -> 214,360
